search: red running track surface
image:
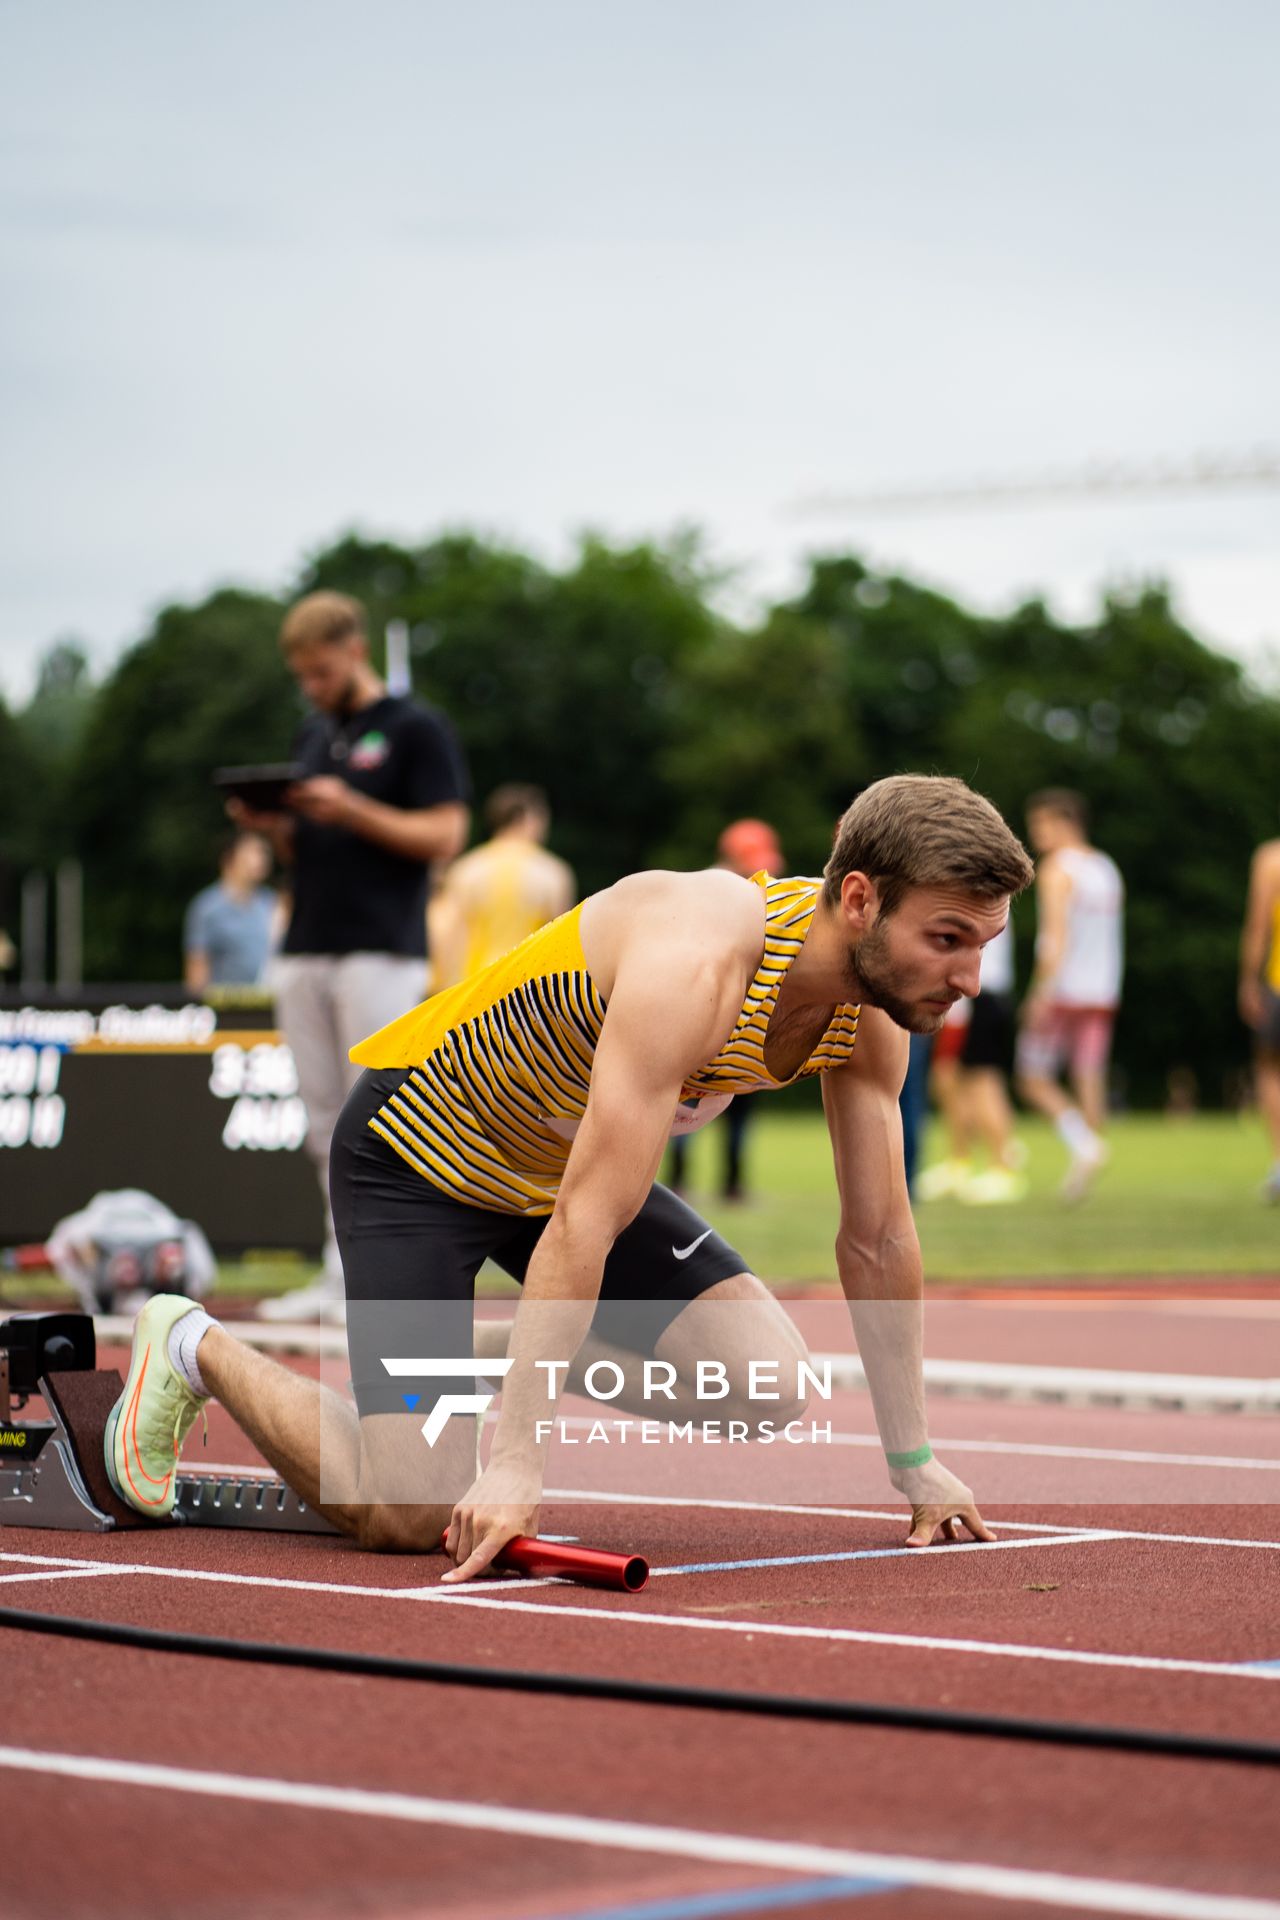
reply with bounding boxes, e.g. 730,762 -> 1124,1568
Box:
1,1333 -> 1278,1920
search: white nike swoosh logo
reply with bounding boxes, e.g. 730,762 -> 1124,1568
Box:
672,1229 -> 713,1261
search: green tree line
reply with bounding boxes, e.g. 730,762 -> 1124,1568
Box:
3,533 -> 1277,1106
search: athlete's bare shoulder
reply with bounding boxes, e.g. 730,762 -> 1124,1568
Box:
580,868 -> 764,1001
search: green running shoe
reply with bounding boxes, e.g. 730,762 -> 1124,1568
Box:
104,1293 -> 209,1518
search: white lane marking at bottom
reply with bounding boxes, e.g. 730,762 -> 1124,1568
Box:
0,1746 -> 1274,1920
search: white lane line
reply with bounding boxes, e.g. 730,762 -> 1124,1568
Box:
0,1747 -> 1274,1920
543,1490 -> 1280,1551
340,1588 -> 1280,1682
0,1567 -> 131,1586
2,1545 -> 1274,1684
0,1548 -> 468,1603
0,1547 -> 565,1602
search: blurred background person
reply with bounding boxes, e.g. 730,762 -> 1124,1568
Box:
1239,828 -> 1280,1201
45,1187 -> 215,1318
429,783 -> 574,989
918,919 -> 1025,1203
914,996 -> 973,1201
234,590 -> 471,1321
667,818 -> 785,1204
955,919 -> 1025,1204
1016,789 -> 1124,1203
182,829 -> 276,992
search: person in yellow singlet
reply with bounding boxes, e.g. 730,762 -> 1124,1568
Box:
1239,833 -> 1280,1201
429,783 -> 575,988
106,776 -> 1034,1583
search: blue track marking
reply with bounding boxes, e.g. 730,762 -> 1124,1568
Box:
554,1872 -> 902,1920
1245,1658 -> 1280,1671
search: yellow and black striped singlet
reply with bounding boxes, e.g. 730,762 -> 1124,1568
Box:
349,874 -> 860,1215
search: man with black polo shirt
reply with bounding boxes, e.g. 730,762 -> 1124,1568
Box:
236,590 -> 470,1320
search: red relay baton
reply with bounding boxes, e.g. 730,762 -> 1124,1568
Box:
442,1531 -> 648,1592
496,1535 -> 649,1592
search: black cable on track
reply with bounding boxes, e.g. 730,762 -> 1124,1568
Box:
2,1604 -> 1274,1769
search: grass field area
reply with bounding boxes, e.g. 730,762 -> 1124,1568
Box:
696,1109 -> 1279,1283
3,1112 -> 1275,1310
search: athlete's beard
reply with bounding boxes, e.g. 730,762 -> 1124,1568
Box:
844,918 -> 947,1035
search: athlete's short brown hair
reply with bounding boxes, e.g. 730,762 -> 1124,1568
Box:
823,775 -> 1033,914
279,590 -> 367,656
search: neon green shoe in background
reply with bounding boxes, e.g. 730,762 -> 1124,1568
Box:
104,1293 -> 208,1518
914,1157 -> 972,1202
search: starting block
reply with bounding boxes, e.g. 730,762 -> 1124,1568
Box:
0,1311 -> 336,1537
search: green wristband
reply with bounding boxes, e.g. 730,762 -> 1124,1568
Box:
886,1443 -> 934,1470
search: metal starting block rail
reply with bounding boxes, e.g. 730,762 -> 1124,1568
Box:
0,1311 -> 336,1537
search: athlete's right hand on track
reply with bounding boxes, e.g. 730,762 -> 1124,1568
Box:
890,1457 -> 995,1548
441,1460 -> 542,1585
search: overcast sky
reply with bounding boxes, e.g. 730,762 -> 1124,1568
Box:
2,0 -> 1277,704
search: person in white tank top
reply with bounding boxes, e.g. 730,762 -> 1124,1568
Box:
1050,845 -> 1124,1008
1016,790 -> 1125,1201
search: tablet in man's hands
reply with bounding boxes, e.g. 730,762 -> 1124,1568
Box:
213,764 -> 302,812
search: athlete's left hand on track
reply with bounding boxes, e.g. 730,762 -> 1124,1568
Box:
441,1464 -> 541,1584
891,1458 -> 996,1548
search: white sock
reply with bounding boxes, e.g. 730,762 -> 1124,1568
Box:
167,1307 -> 215,1398
1055,1108 -> 1099,1158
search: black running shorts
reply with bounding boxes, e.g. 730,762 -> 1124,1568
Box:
962,989 -> 1016,1072
331,1068 -> 748,1414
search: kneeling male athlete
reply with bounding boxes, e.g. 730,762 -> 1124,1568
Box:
105,776 -> 1033,1582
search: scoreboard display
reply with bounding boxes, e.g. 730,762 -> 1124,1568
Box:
0,988 -> 323,1255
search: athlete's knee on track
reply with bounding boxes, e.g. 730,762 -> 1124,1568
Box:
355,1501 -> 452,1554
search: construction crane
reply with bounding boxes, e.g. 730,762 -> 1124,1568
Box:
783,447 -> 1280,520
